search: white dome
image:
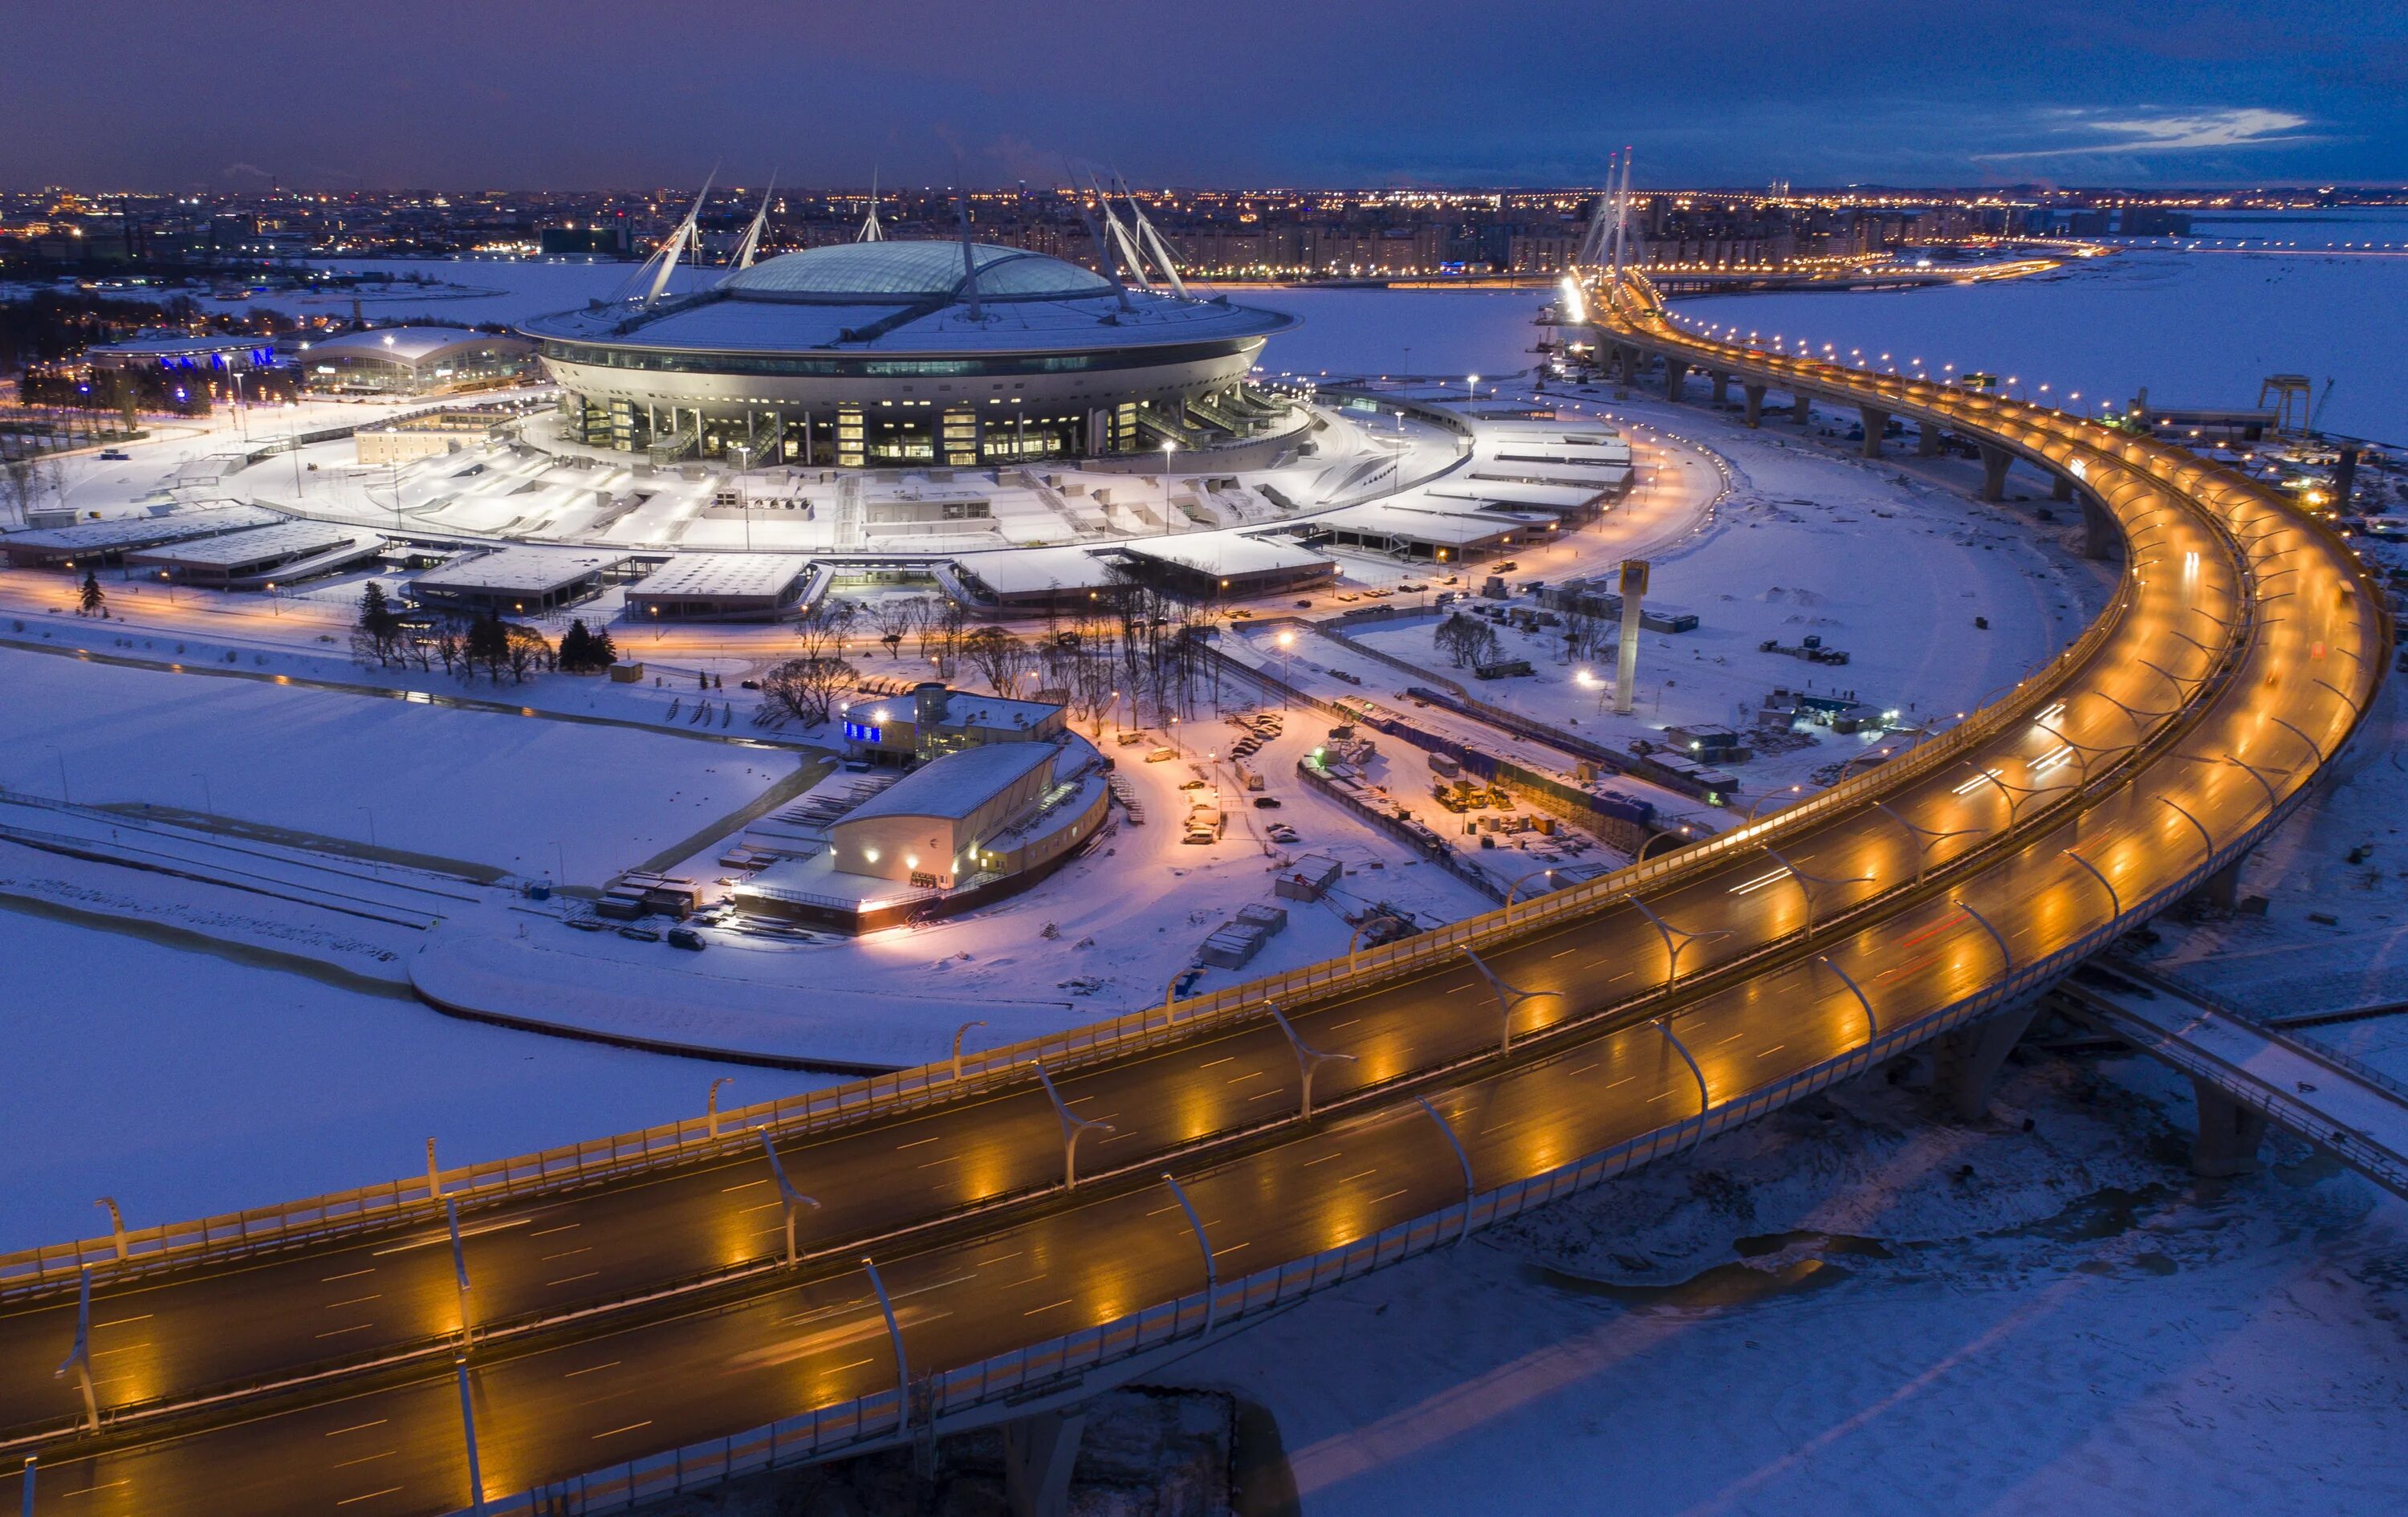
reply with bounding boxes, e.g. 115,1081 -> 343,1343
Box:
720,241 -> 1116,303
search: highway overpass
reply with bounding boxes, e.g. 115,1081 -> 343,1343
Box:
0,270 -> 2389,1517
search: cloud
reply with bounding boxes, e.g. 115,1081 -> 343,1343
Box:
1976,107 -> 2314,161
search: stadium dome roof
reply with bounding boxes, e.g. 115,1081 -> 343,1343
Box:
720,242 -> 1117,303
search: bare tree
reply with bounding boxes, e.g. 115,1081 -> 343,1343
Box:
864,598 -> 915,661
1434,612 -> 1500,669
762,655 -> 856,725
961,626 -> 1035,698
504,624 -> 552,683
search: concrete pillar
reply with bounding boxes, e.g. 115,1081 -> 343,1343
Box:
1977,443 -> 2011,502
1858,405 -> 1888,458
1742,384 -> 1765,428
1003,1408 -> 1088,1517
1664,358 -> 1688,402
2193,856 -> 2244,910
2081,494 -> 2118,561
2189,1078 -> 2268,1177
2052,472 -> 2074,502
1936,1001 -> 2038,1120
1710,371 -> 1731,405
1791,393 -> 1810,425
1918,423 -> 1942,457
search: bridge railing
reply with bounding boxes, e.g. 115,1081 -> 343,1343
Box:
6,273 -> 2347,1301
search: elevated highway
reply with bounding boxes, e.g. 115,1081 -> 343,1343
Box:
0,271 -> 2388,1516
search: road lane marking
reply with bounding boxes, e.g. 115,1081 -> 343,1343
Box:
55,1479 -> 128,1495
1300,1152 -> 1344,1166
563,1361 -> 620,1378
325,1420 -> 388,1437
1226,1070 -> 1267,1083
1248,1088 -> 1287,1100
1605,1076 -> 1636,1090
332,1451 -> 396,1470
335,1486 -> 404,1506
893,1273 -> 977,1301
1023,1299 -> 1074,1316
1759,1044 -> 1788,1058
999,1273 -> 1047,1290
92,1315 -> 152,1328
720,1179 -> 768,1193
738,1199 -> 783,1214
593,1421 -> 653,1440
527,1223 -> 580,1238
1340,1169 -> 1378,1184
895,1134 -> 942,1150
1369,1189 -> 1409,1205
323,1295 -> 381,1309
371,1216 -> 528,1255
1327,1019 -> 1361,1031
315,1324 -> 376,1339
319,1269 -> 375,1283
974,1251 -> 1022,1267
540,1248 -> 592,1262
90,1344 -> 150,1357
917,1153 -> 966,1168
1552,948 -> 1578,958
1198,1056 -> 1235,1069
547,1271 -> 601,1287
1211,1242 -> 1251,1257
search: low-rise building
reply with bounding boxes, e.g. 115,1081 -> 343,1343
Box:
838,681 -> 1066,763
299,327 -> 535,397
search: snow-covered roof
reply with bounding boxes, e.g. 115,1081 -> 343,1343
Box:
721,242 -> 1113,302
838,742 -> 1056,824
631,552 -> 812,600
124,521 -> 362,567
1426,480 -> 1606,511
2,504 -> 277,553
1121,532 -> 1332,580
949,544 -> 1121,596
307,327 -> 532,366
1311,497 -> 1527,547
413,545 -> 628,593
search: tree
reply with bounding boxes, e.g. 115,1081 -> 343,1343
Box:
865,598 -> 915,661
504,624 -> 551,683
559,620 -> 592,673
77,570 -> 105,618
587,624 -> 618,669
1434,612 -> 1499,669
961,626 -> 1034,698
355,582 -> 402,667
761,655 -> 856,726
465,610 -> 510,682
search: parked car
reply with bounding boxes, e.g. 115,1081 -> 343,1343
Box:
666,925 -> 706,951
1145,746 -> 1178,762
1252,795 -> 1283,809
616,925 -> 662,942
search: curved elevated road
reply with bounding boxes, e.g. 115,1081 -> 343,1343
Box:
0,273 -> 2388,1515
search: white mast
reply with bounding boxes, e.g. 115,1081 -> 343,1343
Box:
1121,177 -> 1188,297
1092,178 -> 1152,291
858,169 -> 885,242
1609,149 -> 1633,287
730,174 -> 775,270
640,175 -> 713,305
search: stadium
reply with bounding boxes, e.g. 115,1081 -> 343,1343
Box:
519,237 -> 1301,469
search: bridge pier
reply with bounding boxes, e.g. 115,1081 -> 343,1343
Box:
1742,383 -> 1765,428
2192,855 -> 2246,910
1977,443 -> 2012,502
1791,393 -> 1811,425
1858,405 -> 1889,458
1936,1000 -> 2039,1120
1918,422 -> 1942,457
1665,358 -> 1689,402
2190,1078 -> 2269,1177
1710,371 -> 1731,405
2081,494 -> 2118,560
1002,1406 -> 1088,1517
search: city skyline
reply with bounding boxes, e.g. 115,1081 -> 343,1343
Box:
6,0 -> 2403,192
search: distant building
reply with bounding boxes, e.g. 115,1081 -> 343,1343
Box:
299,327 -> 535,397
539,225 -> 632,258
839,681 -> 1067,763
84,335 -> 279,376
354,409 -> 509,465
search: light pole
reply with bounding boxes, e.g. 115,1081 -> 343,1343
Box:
1276,629 -> 1294,710
706,1076 -> 735,1140
950,1019 -> 987,1081
192,773 -> 214,816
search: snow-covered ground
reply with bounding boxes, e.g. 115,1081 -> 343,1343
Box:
1681,209 -> 2408,448
0,645 -> 794,881
1185,1047 -> 2408,1516
2,909 -> 782,1251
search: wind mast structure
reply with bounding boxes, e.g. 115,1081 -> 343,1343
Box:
728,176 -> 775,272
858,170 -> 886,242
636,175 -> 713,304
1088,176 -> 1153,291
1118,177 -> 1188,297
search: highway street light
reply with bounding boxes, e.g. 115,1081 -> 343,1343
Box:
1627,896 -> 1726,984
1463,947 -> 1566,1055
54,1268 -> 97,1431
452,1353 -> 485,1517
1412,1096 -> 1478,1245
92,1198 -> 127,1263
1817,955 -> 1877,1039
1758,844 -> 1873,933
861,1257 -> 910,1438
1034,1062 -> 1113,1190
1870,800 -> 1978,885
2060,848 -> 2122,924
1956,900 -> 2012,972
1653,1018 -> 1711,1152
1264,1001 -> 1356,1121
706,1077 -> 735,1141
1160,1173 -> 1218,1337
445,1198 -> 475,1344
759,1130 -> 820,1267
950,1019 -> 987,1081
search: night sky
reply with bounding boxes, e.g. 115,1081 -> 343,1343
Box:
9,0 -> 2402,190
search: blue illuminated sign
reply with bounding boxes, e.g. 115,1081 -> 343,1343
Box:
844,722 -> 882,743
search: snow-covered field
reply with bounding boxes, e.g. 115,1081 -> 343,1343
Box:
0,645 -> 795,881
2,909 -> 779,1251
1188,1048 -> 2408,1516
1682,209 -> 2408,447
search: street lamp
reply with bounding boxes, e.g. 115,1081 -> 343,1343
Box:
1276,629 -> 1295,709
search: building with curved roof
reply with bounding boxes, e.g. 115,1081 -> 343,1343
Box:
299,326 -> 536,396
519,239 -> 1298,467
